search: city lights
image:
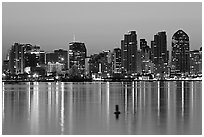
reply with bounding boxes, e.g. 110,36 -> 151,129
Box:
2,30 -> 202,82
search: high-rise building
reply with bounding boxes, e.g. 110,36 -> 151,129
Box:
2,60 -> 9,73
189,49 -> 202,75
25,50 -> 45,68
121,31 -> 137,74
8,43 -> 24,74
140,39 -> 152,74
85,57 -> 90,76
30,46 -> 45,66
46,52 -> 58,64
8,43 -> 33,74
151,31 -> 168,74
171,29 -> 190,75
112,48 -> 121,73
54,49 -> 68,70
8,43 -> 46,76
137,50 -> 142,74
140,39 -> 148,51
89,50 -> 112,78
69,42 -> 87,76
101,50 -> 112,75
45,49 -> 68,73
89,54 -> 100,75
7,43 -> 45,75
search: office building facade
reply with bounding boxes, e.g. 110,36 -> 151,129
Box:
69,42 -> 87,76
112,48 -> 121,73
189,49 -> 202,75
121,31 -> 137,74
171,29 -> 190,75
151,31 -> 168,74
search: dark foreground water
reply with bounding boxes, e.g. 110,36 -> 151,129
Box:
2,81 -> 202,135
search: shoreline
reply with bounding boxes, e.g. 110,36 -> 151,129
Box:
2,79 -> 202,83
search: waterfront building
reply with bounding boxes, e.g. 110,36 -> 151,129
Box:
140,39 -> 152,74
189,49 -> 202,75
112,48 -> 121,73
103,50 -> 113,75
45,49 -> 68,73
121,31 -> 138,74
47,62 -> 64,75
8,43 -> 34,75
23,45 -> 46,76
171,29 -> 190,76
8,43 -> 24,74
140,39 -> 148,51
69,42 -> 87,76
151,31 -> 168,75
54,49 -> 68,70
85,57 -> 91,76
89,54 -> 99,75
7,43 -> 47,77
89,50 -> 112,78
2,60 -> 9,73
136,50 -> 142,74
25,50 -> 45,68
46,52 -> 58,64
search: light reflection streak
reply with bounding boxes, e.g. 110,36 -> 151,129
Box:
132,82 -> 134,114
55,82 -> 59,131
157,81 -> 160,117
125,83 -> 128,119
181,81 -> 184,117
191,82 -> 194,111
56,83 -> 59,114
2,82 -> 4,123
167,82 -> 170,134
31,82 -> 39,134
68,83 -> 73,134
190,82 -> 194,131
143,82 -> 146,107
28,82 -> 31,120
48,82 -> 51,127
139,81 -> 142,110
106,82 -> 110,130
60,82 -> 64,134
167,82 -> 170,110
98,82 -> 102,118
99,82 -> 101,104
135,82 -> 137,112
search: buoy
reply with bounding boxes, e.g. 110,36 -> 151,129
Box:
114,105 -> 120,119
114,105 -> 121,114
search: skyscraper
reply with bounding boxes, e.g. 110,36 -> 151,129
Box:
8,43 -> 33,74
190,49 -> 202,75
140,39 -> 148,52
25,45 -> 45,68
2,60 -> 9,73
69,42 -> 87,76
171,29 -> 190,75
151,31 -> 168,74
140,39 -> 152,74
121,31 -> 137,74
112,48 -> 121,73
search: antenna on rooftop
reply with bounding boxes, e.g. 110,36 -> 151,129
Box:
73,34 -> 76,42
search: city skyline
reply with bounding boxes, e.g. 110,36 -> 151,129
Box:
2,2 -> 202,59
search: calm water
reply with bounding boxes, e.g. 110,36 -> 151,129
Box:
2,81 -> 202,135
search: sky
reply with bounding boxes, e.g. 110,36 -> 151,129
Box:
2,2 -> 202,59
